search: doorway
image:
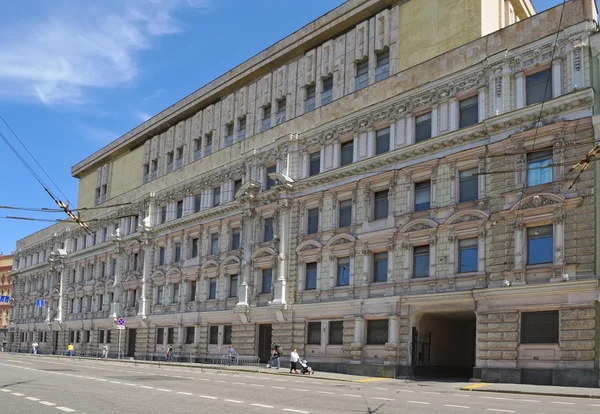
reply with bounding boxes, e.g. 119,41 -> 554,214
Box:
127,329 -> 137,358
412,312 -> 476,379
258,324 -> 272,363
52,331 -> 58,355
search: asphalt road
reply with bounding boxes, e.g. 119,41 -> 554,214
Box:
1,354 -> 599,413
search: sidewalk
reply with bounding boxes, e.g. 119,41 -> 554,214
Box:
461,382 -> 600,399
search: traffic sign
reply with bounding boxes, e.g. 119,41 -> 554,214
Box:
0,296 -> 9,303
35,299 -> 45,307
117,318 -> 125,326
117,325 -> 126,330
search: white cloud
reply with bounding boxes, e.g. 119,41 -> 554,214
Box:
134,110 -> 152,122
0,0 -> 211,106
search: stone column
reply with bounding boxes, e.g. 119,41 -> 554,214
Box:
449,98 -> 458,131
350,317 -> 364,363
138,238 -> 152,318
272,201 -> 290,306
56,265 -> 66,323
515,72 -> 525,109
571,43 -> 584,90
111,247 -> 124,319
514,223 -> 524,270
237,210 -> 255,307
478,87 -> 486,123
431,104 -> 439,138
552,58 -> 562,98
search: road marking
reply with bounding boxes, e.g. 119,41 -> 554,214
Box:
452,394 -> 470,397
272,386 -> 286,390
56,407 -> 76,412
355,378 -> 387,383
292,388 -> 309,392
197,378 -> 210,381
317,391 -> 333,395
480,396 -> 513,400
551,402 -> 574,405
138,386 -> 154,389
25,397 -> 40,401
109,381 -> 121,384
249,384 -> 265,387
398,389 -> 414,393
276,379 -> 288,382
252,404 -> 274,408
423,391 -> 441,395
373,387 -> 388,391
233,382 -> 246,385
407,401 -> 430,405
342,394 -> 361,398
156,389 -> 172,392
462,383 -> 490,390
85,377 -> 96,380
0,389 -> 10,392
445,405 -> 470,409
282,410 -> 310,414
177,392 -> 193,395
11,392 -> 24,396
486,410 -> 515,413
589,404 -> 600,407
521,399 -> 541,403
215,380 -> 225,383
39,401 -> 56,406
225,399 -> 243,403
198,395 -> 218,400
96,379 -> 108,382
373,397 -> 394,401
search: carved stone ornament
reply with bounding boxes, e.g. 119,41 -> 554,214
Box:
520,195 -> 559,210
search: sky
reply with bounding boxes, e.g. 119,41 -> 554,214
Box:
0,0 -> 575,255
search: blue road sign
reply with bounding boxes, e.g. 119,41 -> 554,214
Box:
117,318 -> 125,326
35,299 -> 45,307
0,296 -> 9,303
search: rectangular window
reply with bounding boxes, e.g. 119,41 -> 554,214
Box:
337,257 -> 350,286
321,76 -> 333,105
305,85 -> 316,113
265,164 -> 277,190
459,168 -> 478,202
185,327 -> 195,344
231,228 -> 241,250
305,262 -> 317,290
355,60 -> 369,90
309,151 -> 320,176
158,247 -> 166,266
375,50 -> 389,82
414,181 -> 431,211
366,320 -> 389,345
176,147 -> 183,169
276,99 -> 286,125
143,164 -> 149,183
99,330 -> 105,344
156,328 -> 164,344
133,253 -> 139,271
527,150 -> 553,187
340,141 -> 354,167
166,151 -> 174,173
521,311 -> 559,344
160,206 -> 167,224
307,322 -> 321,345
85,330 -> 91,343
373,252 -> 388,283
194,138 -> 202,161
208,279 -> 217,300
413,245 -> 430,278
167,328 -> 174,344
459,96 -> 479,128
526,69 -> 553,106
223,325 -> 232,344
225,123 -> 234,147
194,194 -> 202,213
262,105 -> 272,131
70,331 -> 75,343
234,179 -> 242,195
264,218 -> 274,242
229,275 -> 238,298
176,200 -> 183,218
205,133 -> 213,156
76,331 -> 81,343
527,225 -> 553,265
262,268 -> 272,294
172,283 -> 180,303
189,281 -> 196,302
375,127 -> 390,155
174,243 -> 182,262
238,117 -> 246,141
210,234 -> 219,255
415,112 -> 433,143
373,190 -> 389,220
191,238 -> 199,258
151,159 -> 158,179
213,186 -> 221,207
307,208 -> 319,234
329,321 -> 343,345
339,199 -> 352,228
459,238 -> 478,273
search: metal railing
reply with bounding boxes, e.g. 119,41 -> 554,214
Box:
218,354 -> 260,372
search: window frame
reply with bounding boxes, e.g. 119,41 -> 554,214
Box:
336,257 -> 350,286
306,321 -> 321,345
309,151 -> 321,176
373,252 -> 388,283
458,238 -> 478,273
321,76 -> 334,105
459,168 -> 479,202
307,208 -> 319,235
262,105 -> 272,131
340,140 -> 354,167
373,190 -> 389,220
375,127 -> 391,155
264,217 -> 274,242
305,262 -> 318,290
261,268 -> 273,294
413,245 -> 430,278
366,319 -> 389,345
459,96 -> 479,128
355,60 -> 369,91
276,99 -> 287,125
414,180 -> 431,212
338,199 -> 352,228
527,225 -> 554,265
238,117 -> 247,141
526,68 -> 553,106
375,50 -> 389,82
208,278 -> 217,300
210,233 -> 219,256
305,85 -> 316,113
415,112 -> 432,143
527,150 -> 553,187
521,311 -> 559,344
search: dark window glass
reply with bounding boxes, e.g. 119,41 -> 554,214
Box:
339,200 -> 352,228
156,328 -> 164,344
521,311 -> 558,344
99,330 -> 105,344
459,96 -> 479,128
225,123 -> 234,147
238,118 -> 246,141
159,247 -> 165,265
305,262 -> 317,290
276,99 -> 286,125
459,238 -> 478,273
375,50 -> 389,82
526,69 -> 553,106
328,321 -> 343,345
189,281 -> 196,302
166,151 -> 174,173
167,328 -> 174,344
174,243 -> 181,262
375,127 -> 390,155
208,279 -> 217,300
160,206 -> 167,224
264,218 -> 274,242
231,228 -> 241,250
234,179 -> 242,195
185,327 -> 195,344
527,150 -> 553,187
210,234 -> 219,255
223,325 -> 232,344
205,133 -> 213,156
309,151 -> 321,176
415,112 -> 432,142
373,252 -> 388,283
307,322 -> 321,345
305,85 -> 316,113
366,320 -> 389,345
213,187 -> 220,207
414,181 -> 431,211
209,326 -> 218,345
265,165 -> 277,190
307,208 -> 319,234
355,60 -> 369,90
107,330 -> 112,343
262,105 -> 272,131
172,284 -> 179,303
337,257 -> 350,286
191,238 -> 199,258
413,245 -> 430,278
229,275 -> 238,298
373,190 -> 389,220
321,76 -> 334,105
340,141 -> 354,166
527,225 -> 553,265
262,268 -> 272,294
194,138 -> 202,161
459,168 -> 478,202
176,201 -> 183,218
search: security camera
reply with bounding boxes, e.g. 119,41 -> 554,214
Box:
562,274 -> 569,282
267,301 -> 272,305
502,280 -> 512,287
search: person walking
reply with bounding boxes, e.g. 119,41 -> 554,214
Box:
102,343 -> 109,359
165,344 -> 173,362
32,341 -> 39,355
269,343 -> 281,369
228,344 -> 236,365
289,348 -> 300,374
67,343 -> 74,357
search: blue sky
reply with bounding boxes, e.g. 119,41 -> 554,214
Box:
0,0 -> 573,254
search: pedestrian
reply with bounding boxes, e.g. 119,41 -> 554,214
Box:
269,343 -> 281,369
102,343 -> 109,359
228,344 -> 236,365
32,341 -> 39,355
67,343 -> 74,357
166,344 -> 173,362
289,348 -> 300,374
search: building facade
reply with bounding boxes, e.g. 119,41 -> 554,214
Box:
7,0 -> 600,387
0,254 -> 13,348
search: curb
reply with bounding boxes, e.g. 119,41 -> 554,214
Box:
459,387 -> 600,400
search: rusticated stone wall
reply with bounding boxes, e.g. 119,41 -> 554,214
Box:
232,324 -> 255,356
559,307 -> 596,361
477,312 -> 519,361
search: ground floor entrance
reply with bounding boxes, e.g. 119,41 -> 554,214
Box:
412,311 -> 476,379
257,324 -> 272,363
127,329 -> 136,358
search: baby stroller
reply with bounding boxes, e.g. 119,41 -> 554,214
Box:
300,359 -> 314,375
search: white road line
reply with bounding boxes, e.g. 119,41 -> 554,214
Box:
282,410 -> 310,414
272,386 -> 286,390
486,410 -> 515,413
198,395 -> 218,400
11,392 -> 24,396
398,389 -> 414,393
445,405 -> 470,409
215,380 -> 225,383
249,384 -> 265,387
452,394 -> 470,397
317,391 -> 333,395
177,392 -> 193,395
182,376 -> 194,380
225,399 -> 243,403
276,379 -> 288,382
39,401 -> 56,406
138,386 -> 154,389
56,407 -> 76,412
109,381 -> 121,384
252,404 -> 274,408
0,389 -> 10,392
156,389 -> 172,392
423,391 -> 441,395
407,401 -> 430,405
373,387 -> 387,390
197,378 -> 210,381
372,397 -> 394,401
521,399 -> 541,403
85,377 -> 96,380
551,402 -> 575,405
589,404 -> 600,407
123,383 -> 137,387
342,394 -> 361,398
480,396 -> 513,400
291,388 -> 308,392
96,379 -> 108,382
233,382 -> 246,385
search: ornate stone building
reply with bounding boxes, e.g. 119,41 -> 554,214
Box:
7,0 -> 600,386
0,254 -> 12,327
